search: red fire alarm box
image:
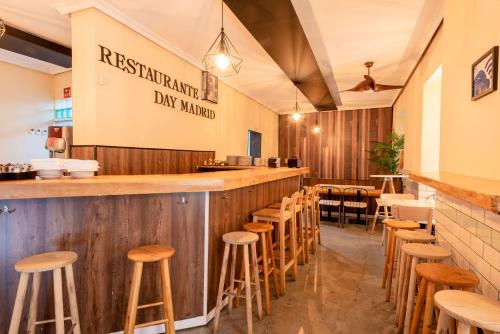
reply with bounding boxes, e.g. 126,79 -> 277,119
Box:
64,87 -> 71,98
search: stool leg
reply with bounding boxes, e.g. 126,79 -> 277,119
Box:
397,254 -> 412,333
279,218 -> 286,295
8,272 -> 30,334
27,272 -> 41,334
382,228 -> 395,289
251,243 -> 263,320
404,257 -> 419,334
260,232 -> 271,315
303,209 -> 310,263
370,204 -> 380,233
228,245 -> 238,313
315,201 -> 321,245
124,261 -> 144,334
267,230 -> 280,298
422,282 -> 436,334
385,230 -> 397,301
311,204 -> 317,253
457,322 -> 471,334
213,243 -> 230,333
410,278 -> 428,334
53,268 -> 65,334
243,244 -> 253,334
160,259 -> 176,334
298,209 -> 306,265
65,265 -> 81,334
290,217 -> 298,281
435,309 -> 450,334
396,249 -> 406,314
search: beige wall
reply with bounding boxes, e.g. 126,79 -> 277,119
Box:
53,70 -> 72,100
394,0 -> 500,180
0,61 -> 53,162
71,8 -> 278,160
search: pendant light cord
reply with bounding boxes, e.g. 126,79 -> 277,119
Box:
221,0 -> 224,29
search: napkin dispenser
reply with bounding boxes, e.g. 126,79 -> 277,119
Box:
287,156 -> 302,168
268,157 -> 280,168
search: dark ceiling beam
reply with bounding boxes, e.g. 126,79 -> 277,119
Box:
224,0 -> 337,111
0,24 -> 71,68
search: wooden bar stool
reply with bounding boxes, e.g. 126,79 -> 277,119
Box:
398,243 -> 451,334
382,220 -> 420,302
303,187 -> 316,255
269,190 -> 306,265
253,195 -> 297,294
243,223 -> 280,315
410,263 -> 480,334
214,231 -> 263,334
312,186 -> 322,245
124,244 -> 176,334
434,290 -> 500,334
394,230 -> 436,306
8,251 -> 81,334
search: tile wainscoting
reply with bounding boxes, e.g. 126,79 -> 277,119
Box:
404,177 -> 500,300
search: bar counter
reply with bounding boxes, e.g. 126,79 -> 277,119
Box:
0,167 -> 308,333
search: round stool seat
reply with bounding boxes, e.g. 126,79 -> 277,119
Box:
253,208 -> 292,221
395,230 -> 436,242
15,251 -> 77,273
223,231 -> 259,245
127,244 -> 175,262
386,219 -> 420,230
434,290 -> 500,332
415,263 -> 479,288
402,243 -> 451,260
243,222 -> 274,233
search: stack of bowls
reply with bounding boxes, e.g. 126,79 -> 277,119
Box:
237,156 -> 253,166
226,155 -> 238,166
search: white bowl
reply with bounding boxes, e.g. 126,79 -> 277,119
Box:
70,170 -> 95,179
37,169 -> 64,179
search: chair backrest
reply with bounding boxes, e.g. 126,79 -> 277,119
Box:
295,189 -> 304,210
380,193 -> 415,200
393,205 -> 434,233
342,187 -> 369,203
279,196 -> 293,218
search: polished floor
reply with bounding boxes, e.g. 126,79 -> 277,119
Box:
181,222 -> 397,334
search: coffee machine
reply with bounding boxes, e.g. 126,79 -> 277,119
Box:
45,126 -> 73,158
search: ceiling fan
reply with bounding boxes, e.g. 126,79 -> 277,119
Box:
341,61 -> 403,93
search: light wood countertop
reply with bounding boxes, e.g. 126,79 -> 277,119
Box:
410,171 -> 500,213
0,167 -> 309,200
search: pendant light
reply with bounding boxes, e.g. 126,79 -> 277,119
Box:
291,87 -> 303,121
202,0 -> 243,77
0,18 -> 5,38
312,111 -> 321,134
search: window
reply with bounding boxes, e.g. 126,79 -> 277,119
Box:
54,98 -> 73,123
248,130 -> 262,158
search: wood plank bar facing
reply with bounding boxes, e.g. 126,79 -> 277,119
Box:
410,172 -> 500,213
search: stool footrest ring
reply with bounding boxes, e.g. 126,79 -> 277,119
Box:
137,301 -> 164,310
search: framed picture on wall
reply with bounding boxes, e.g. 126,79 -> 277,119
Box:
471,46 -> 498,100
201,71 -> 218,103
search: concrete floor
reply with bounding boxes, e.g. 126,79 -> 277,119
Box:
181,223 -> 397,334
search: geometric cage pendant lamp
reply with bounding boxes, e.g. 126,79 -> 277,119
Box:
202,0 -> 243,77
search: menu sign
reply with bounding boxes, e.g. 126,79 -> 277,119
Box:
98,44 -> 215,119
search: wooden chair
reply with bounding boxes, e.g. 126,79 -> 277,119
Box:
381,220 -> 420,302
214,231 -> 262,334
312,185 -> 322,245
124,244 -> 176,334
341,187 -> 369,228
269,190 -> 306,264
434,290 -> 500,334
253,195 -> 297,294
303,186 -> 317,255
319,186 -> 342,223
398,243 -> 451,334
370,192 -> 415,235
243,223 -> 280,315
410,263 -> 480,334
393,205 -> 434,234
8,251 -> 81,334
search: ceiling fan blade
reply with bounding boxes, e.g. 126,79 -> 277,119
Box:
339,78 -> 373,93
374,83 -> 403,92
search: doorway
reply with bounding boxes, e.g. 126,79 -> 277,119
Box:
421,65 -> 442,172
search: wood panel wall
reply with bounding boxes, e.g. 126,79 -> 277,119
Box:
0,193 -> 205,333
279,107 -> 393,180
207,176 -> 301,310
71,145 -> 215,175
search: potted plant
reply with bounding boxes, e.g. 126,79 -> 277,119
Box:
369,131 -> 405,190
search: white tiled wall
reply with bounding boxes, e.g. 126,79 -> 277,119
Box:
435,193 -> 500,300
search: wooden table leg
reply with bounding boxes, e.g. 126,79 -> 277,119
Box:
389,179 -> 396,194
371,204 -> 380,233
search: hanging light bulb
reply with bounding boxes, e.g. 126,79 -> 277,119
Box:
291,87 -> 303,121
312,111 -> 321,133
202,1 -> 243,76
0,18 -> 6,38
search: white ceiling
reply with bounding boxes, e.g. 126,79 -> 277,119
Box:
296,0 -> 443,110
0,0 -> 443,112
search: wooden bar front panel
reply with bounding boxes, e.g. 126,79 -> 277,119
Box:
71,145 -> 215,175
0,193 -> 205,333
207,176 -> 300,310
